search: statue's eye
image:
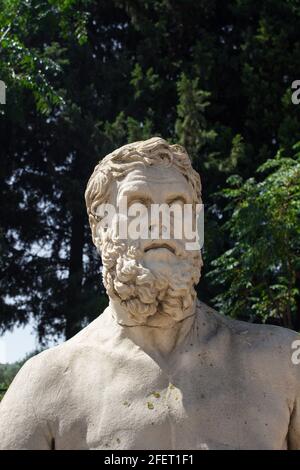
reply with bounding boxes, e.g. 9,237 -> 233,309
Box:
168,198 -> 185,208
128,197 -> 150,208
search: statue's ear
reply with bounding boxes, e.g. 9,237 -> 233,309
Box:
92,236 -> 103,256
89,213 -> 102,252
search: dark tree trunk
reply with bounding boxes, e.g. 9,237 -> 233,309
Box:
65,209 -> 85,339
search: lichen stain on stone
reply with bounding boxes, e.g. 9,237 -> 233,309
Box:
147,402 -> 154,410
152,392 -> 161,399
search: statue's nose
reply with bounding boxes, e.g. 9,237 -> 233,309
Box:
149,221 -> 169,239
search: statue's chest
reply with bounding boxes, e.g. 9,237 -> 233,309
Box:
56,348 -> 290,450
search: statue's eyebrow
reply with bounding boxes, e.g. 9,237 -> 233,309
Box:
165,194 -> 189,204
117,185 -> 153,203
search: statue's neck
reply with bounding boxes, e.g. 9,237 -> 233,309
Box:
108,298 -> 197,357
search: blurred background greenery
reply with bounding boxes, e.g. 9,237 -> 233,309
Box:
0,0 -> 300,393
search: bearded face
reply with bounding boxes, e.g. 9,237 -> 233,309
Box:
95,165 -> 203,325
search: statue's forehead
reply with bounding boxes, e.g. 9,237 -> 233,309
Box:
107,166 -> 194,205
117,166 -> 189,187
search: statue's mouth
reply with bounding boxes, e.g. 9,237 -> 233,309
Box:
144,242 -> 176,255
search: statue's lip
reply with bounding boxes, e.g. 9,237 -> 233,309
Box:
144,241 -> 176,254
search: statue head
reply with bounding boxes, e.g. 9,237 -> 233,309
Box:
85,137 -> 203,324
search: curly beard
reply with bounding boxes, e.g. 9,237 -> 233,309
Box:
100,233 -> 202,324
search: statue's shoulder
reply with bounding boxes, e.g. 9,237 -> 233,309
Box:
0,308 -> 114,420
19,308 -> 112,384
197,300 -> 300,366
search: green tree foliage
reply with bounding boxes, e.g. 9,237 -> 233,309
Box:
0,362 -> 22,400
209,144 -> 300,329
0,0 -> 65,114
175,73 -> 217,165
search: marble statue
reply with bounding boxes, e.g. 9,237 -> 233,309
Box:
0,137 -> 299,450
